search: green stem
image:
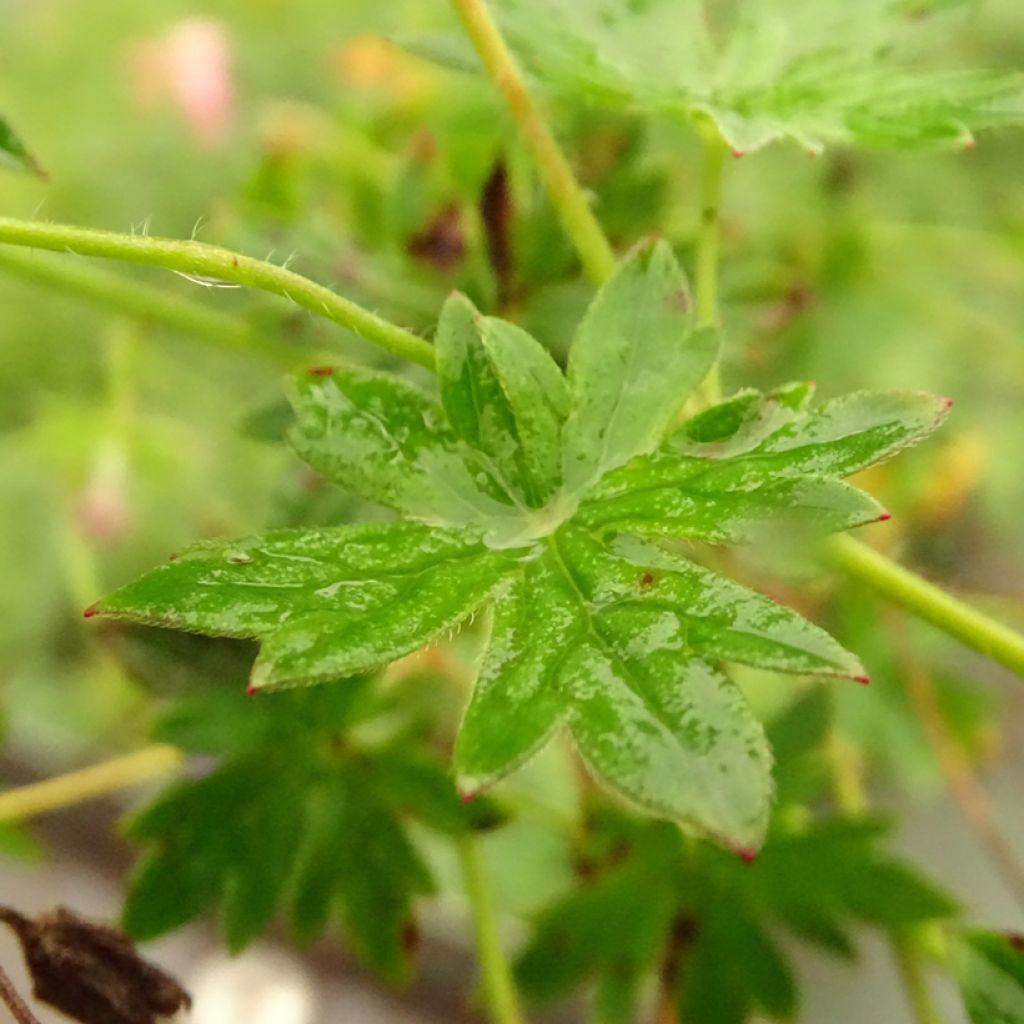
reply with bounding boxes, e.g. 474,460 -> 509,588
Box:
0,745 -> 183,823
826,720 -> 943,1024
891,932 -> 945,1024
452,0 -> 617,285
829,535 -> 1024,678
457,836 -> 525,1024
695,129 -> 729,404
0,217 -> 435,369
0,246 -> 296,365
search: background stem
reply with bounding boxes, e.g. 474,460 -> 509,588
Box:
695,129 -> 729,403
0,745 -> 183,823
0,964 -> 41,1024
457,836 -> 525,1024
0,217 -> 435,369
452,0 -> 617,285
830,535 -> 1024,678
0,247 -> 296,365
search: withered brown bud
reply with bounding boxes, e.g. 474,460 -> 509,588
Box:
0,906 -> 191,1024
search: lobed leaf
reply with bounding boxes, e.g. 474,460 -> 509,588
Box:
122,686 -> 474,982
485,0 -> 1024,154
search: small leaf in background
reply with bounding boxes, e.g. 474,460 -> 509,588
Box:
121,682 -> 491,981
482,0 -> 1024,154
516,810 -> 956,1022
0,116 -> 46,177
958,929 -> 1024,1024
0,905 -> 190,1024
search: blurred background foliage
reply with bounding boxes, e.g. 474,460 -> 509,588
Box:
0,0 -> 1022,1019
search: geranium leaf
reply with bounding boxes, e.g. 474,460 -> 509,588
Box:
957,930 -> 1024,1024
122,685 -> 472,983
562,240 -> 718,494
484,0 -> 1024,154
92,247 -> 950,852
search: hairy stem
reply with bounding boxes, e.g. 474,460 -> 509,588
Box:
0,964 -> 41,1024
888,613 -> 1024,910
0,745 -> 183,823
695,128 -> 729,404
0,246 -> 296,365
829,535 -> 1024,678
458,836 -> 525,1024
452,0 -> 617,285
0,217 -> 435,369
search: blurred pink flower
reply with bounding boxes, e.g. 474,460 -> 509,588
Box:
128,18 -> 234,149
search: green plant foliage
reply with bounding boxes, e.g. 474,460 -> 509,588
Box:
957,929 -> 1024,1024
0,115 -> 45,177
478,0 -> 1024,153
93,241 -> 947,851
121,679 -> 495,982
517,807 -> 957,1024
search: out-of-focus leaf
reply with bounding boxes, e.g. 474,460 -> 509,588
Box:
484,0 -> 1024,153
0,116 -> 46,177
957,929 -> 1024,1024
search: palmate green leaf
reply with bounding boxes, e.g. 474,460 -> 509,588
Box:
562,239 -> 718,493
94,245 -> 947,850
485,0 -> 1024,153
957,930 -> 1024,1024
122,684 -> 483,982
517,811 -> 956,1024
0,115 -> 45,177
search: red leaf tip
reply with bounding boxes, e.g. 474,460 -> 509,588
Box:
737,848 -> 757,864
458,790 -> 477,805
963,138 -> 977,151
941,396 -> 954,409
854,674 -> 871,685
82,607 -> 98,619
168,552 -> 179,561
308,365 -> 335,376
731,148 -> 745,159
876,512 -> 892,523
245,686 -> 259,697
